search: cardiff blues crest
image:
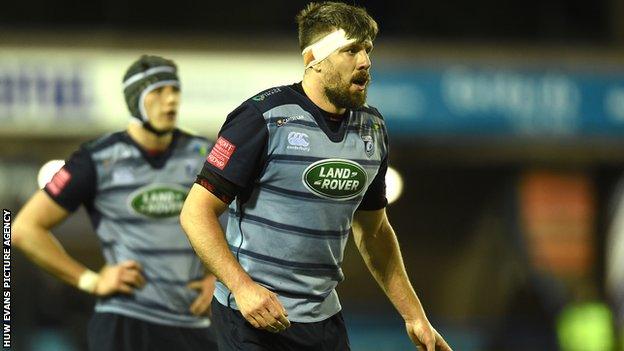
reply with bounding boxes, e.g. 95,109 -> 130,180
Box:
361,135 -> 374,157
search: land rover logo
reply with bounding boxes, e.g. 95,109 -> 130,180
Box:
302,159 -> 367,200
128,184 -> 188,218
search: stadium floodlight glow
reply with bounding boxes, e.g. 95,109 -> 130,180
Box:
386,166 -> 404,205
37,160 -> 65,189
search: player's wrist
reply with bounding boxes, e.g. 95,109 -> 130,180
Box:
229,274 -> 254,295
77,269 -> 100,294
403,313 -> 430,328
400,305 -> 429,323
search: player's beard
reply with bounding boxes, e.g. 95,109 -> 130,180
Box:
323,67 -> 370,109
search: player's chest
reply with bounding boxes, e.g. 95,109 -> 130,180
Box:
95,156 -> 198,218
99,152 -> 197,185
262,126 -> 383,201
267,124 -> 383,161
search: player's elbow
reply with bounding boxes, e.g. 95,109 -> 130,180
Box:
11,215 -> 32,249
179,198 -> 198,237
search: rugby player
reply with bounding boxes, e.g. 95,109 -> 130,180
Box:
13,55 -> 218,351
181,3 -> 452,350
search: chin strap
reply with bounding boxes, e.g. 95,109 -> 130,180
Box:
142,120 -> 173,136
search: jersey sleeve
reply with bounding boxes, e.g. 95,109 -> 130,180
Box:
43,147 -> 97,212
198,102 -> 268,193
357,120 -> 389,211
357,156 -> 388,211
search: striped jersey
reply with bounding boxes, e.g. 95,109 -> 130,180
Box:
201,84 -> 388,322
44,129 -> 213,328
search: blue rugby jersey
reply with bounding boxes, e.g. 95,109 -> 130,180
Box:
200,84 -> 388,322
44,129 -> 213,328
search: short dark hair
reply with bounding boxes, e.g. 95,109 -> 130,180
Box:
295,2 -> 379,51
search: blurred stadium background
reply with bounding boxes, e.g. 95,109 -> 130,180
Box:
2,0 -> 624,350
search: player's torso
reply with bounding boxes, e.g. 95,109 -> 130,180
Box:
220,89 -> 387,321
262,103 -> 386,202
85,132 -> 211,325
89,134 -> 205,248
246,103 -> 386,229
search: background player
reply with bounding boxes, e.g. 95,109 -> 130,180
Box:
12,55 -> 218,351
180,2 -> 451,350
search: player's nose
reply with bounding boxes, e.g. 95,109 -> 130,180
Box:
356,50 -> 371,70
163,87 -> 180,106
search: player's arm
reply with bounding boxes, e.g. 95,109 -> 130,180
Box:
180,184 -> 248,294
13,190 -> 145,296
13,148 -> 145,296
180,186 -> 236,316
352,209 -> 451,351
180,102 -> 290,332
181,183 -> 290,331
13,191 -> 89,287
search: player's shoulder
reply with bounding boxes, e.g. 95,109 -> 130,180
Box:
175,128 -> 213,146
242,84 -> 302,114
174,129 -> 214,156
354,103 -> 385,121
80,131 -> 127,154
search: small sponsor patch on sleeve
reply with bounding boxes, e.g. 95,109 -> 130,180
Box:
46,168 -> 72,196
207,136 -> 236,170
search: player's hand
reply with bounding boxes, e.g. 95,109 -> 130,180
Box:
188,274 -> 216,316
94,260 -> 146,296
405,318 -> 452,351
232,281 -> 290,333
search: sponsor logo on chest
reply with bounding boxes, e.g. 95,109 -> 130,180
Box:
302,159 -> 367,200
286,132 -> 310,152
127,184 -> 188,218
276,115 -> 305,127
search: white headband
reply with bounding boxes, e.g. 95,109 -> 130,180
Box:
301,29 -> 356,69
122,66 -> 176,89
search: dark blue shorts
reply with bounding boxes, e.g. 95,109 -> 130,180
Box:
211,299 -> 351,351
87,312 -> 218,351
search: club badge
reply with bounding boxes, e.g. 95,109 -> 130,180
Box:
362,135 -> 374,158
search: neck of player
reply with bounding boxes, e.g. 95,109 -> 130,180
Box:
127,123 -> 173,152
302,74 -> 346,115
